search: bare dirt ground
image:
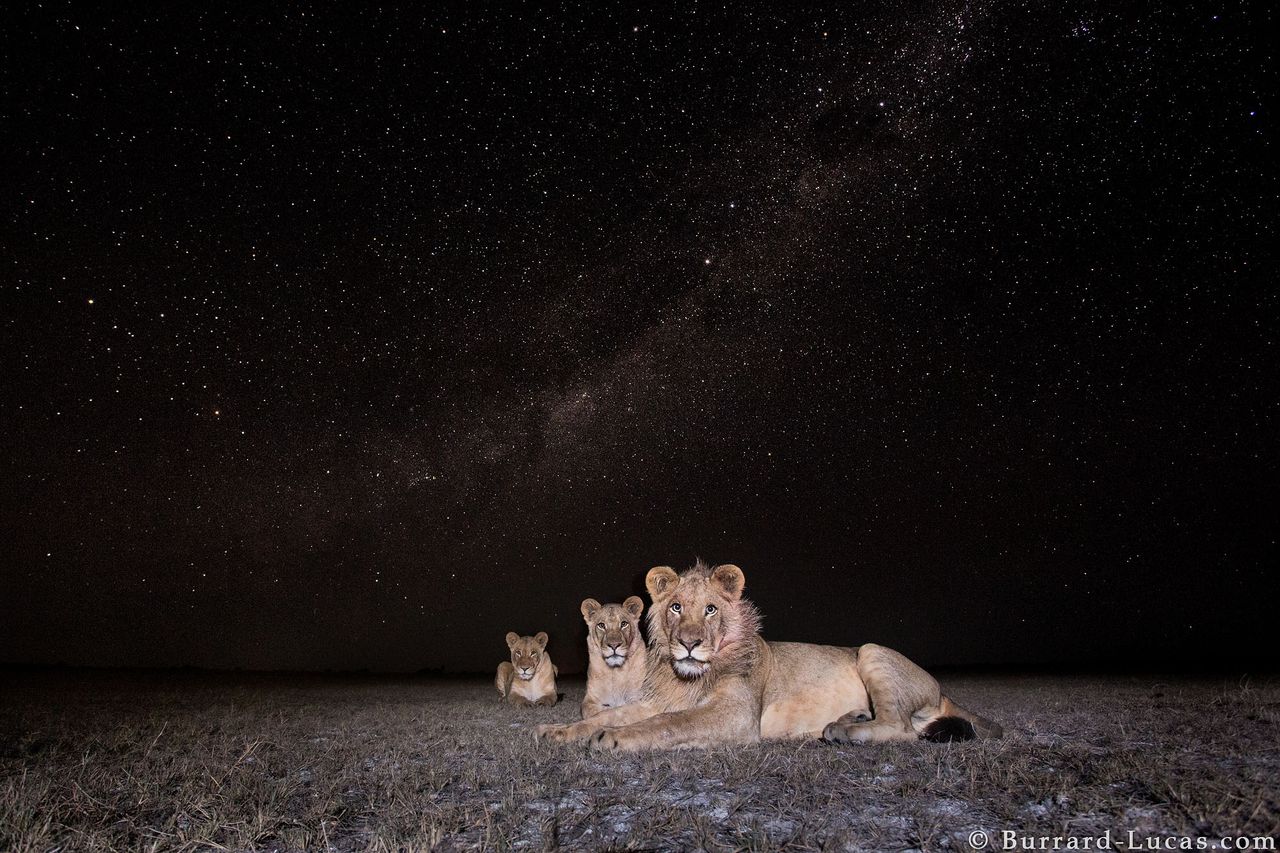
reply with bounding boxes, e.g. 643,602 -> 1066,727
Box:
1,669 -> 1276,851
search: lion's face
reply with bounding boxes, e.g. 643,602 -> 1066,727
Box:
505,631 -> 548,680
580,597 -> 644,668
645,563 -> 745,680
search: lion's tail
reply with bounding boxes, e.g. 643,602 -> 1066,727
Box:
931,695 -> 1003,741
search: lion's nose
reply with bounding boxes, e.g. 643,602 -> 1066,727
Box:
679,638 -> 701,653
608,643 -> 623,654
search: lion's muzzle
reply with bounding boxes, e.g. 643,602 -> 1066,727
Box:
670,641 -> 711,678
603,642 -> 628,668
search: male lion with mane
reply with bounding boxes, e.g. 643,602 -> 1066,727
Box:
536,560 -> 1001,751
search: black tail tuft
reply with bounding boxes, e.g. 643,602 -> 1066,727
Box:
921,716 -> 976,743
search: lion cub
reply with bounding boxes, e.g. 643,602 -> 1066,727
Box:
496,631 -> 559,707
580,597 -> 647,719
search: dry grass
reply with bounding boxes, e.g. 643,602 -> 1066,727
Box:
1,669 -> 1277,851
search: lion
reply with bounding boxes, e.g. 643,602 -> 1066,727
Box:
536,561 -> 1001,750
579,596 -> 648,719
496,631 -> 559,707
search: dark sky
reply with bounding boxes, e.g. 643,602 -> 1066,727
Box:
2,2 -> 1274,674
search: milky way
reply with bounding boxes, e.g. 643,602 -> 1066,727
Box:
3,2 -> 1273,672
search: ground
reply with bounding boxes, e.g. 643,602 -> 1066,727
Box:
1,669 -> 1276,852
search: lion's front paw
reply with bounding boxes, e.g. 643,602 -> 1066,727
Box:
589,727 -> 651,752
536,723 -> 590,744
588,728 -> 622,752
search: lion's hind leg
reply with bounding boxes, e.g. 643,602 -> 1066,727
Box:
823,643 -> 945,745
823,708 -> 918,743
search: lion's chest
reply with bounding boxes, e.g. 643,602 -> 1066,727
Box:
585,644 -> 645,707
509,665 -> 556,702
592,675 -> 641,706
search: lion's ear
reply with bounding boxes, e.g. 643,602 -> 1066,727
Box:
505,631 -> 520,650
646,566 -> 678,599
580,598 -> 602,622
622,595 -> 644,620
711,564 -> 745,601
534,631 -> 549,650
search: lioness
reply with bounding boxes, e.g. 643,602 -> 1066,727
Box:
496,631 -> 559,707
537,561 -> 1001,750
580,596 -> 647,719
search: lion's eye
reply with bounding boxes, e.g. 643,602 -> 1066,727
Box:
597,623 -> 605,630
620,621 -> 628,629
705,604 -> 717,616
670,602 -> 682,613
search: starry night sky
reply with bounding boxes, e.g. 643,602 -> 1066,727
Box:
3,2 -> 1275,674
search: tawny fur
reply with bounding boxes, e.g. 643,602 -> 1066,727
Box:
640,563 -> 762,713
580,597 -> 648,719
496,631 -> 559,707
536,560 -> 1001,750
